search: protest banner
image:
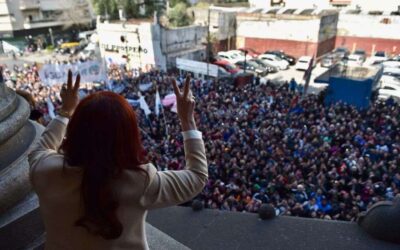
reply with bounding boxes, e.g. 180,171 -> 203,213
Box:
38,61 -> 107,86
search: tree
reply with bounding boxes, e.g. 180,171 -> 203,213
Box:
167,2 -> 192,27
91,0 -> 153,19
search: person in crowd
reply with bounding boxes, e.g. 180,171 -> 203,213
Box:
28,71 -> 207,249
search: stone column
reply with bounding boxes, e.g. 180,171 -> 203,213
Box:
0,69 -> 44,213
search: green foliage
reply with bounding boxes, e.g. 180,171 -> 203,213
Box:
91,0 -> 153,19
167,2 -> 192,27
46,45 -> 55,52
169,0 -> 188,8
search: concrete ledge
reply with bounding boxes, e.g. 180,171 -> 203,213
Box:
0,96 -> 29,144
0,121 -> 44,213
0,88 -> 18,123
147,206 -> 400,250
146,224 -> 190,250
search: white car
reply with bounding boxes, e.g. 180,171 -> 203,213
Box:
378,88 -> 400,102
380,82 -> 400,92
368,51 -> 389,65
228,50 -> 253,61
295,56 -> 313,71
382,60 -> 400,68
217,52 -> 241,64
383,66 -> 400,75
347,54 -> 364,66
380,75 -> 400,86
258,54 -> 289,70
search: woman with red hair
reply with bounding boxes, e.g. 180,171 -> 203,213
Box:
28,71 -> 207,249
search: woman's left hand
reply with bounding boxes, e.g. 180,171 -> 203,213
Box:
60,70 -> 80,116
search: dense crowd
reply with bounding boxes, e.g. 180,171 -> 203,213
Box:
4,61 -> 400,222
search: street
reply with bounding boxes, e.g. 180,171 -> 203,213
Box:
265,64 -> 329,94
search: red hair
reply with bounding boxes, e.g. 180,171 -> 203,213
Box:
60,91 -> 147,239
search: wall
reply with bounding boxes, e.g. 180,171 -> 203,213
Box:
160,25 -> 206,69
0,1 -> 13,35
335,36 -> 400,56
97,21 -> 161,70
242,37 -> 318,58
351,0 -> 399,12
192,8 -> 236,41
236,14 -> 321,42
336,14 -> 400,55
283,0 -> 331,9
338,14 -> 400,40
161,25 -> 206,54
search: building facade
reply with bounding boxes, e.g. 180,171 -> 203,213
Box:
236,10 -> 338,58
250,0 -> 399,11
97,18 -> 206,71
336,13 -> 400,56
0,0 -> 94,38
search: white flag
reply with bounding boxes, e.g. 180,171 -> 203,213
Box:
155,91 -> 161,117
46,97 -> 56,119
139,96 -> 151,116
139,82 -> 153,92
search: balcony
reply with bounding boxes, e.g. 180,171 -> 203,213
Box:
19,0 -> 41,11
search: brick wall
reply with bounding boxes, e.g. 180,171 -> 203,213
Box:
335,36 -> 400,56
244,37 -> 319,58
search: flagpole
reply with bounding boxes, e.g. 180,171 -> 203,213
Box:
156,84 -> 169,139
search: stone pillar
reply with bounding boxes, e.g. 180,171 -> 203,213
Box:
0,70 -> 44,213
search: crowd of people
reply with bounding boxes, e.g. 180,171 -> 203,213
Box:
4,60 -> 400,222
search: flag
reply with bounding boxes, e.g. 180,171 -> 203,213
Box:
303,57 -> 314,96
162,93 -> 177,106
139,82 -> 153,92
126,98 -> 140,107
139,96 -> 151,116
162,93 -> 177,113
46,97 -> 56,119
155,91 -> 162,117
171,102 -> 177,113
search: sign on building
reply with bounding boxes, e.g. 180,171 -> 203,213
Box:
97,22 -> 159,71
176,58 -> 219,77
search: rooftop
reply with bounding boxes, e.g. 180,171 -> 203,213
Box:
315,64 -> 382,83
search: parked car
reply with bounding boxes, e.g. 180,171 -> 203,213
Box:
264,50 -> 296,65
235,60 -> 268,76
382,60 -> 400,68
383,66 -> 400,75
229,50 -> 253,60
378,88 -> 400,102
250,58 -> 279,73
321,53 -> 340,68
380,82 -> 400,92
333,47 -> 350,58
295,56 -> 313,71
258,54 -> 289,70
346,54 -> 364,66
380,75 -> 400,86
353,49 -> 366,62
212,60 -> 241,74
383,71 -> 400,79
238,48 -> 260,58
217,51 -> 241,64
369,51 -> 389,64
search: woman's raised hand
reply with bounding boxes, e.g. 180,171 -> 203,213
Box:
171,74 -> 197,131
60,70 -> 80,117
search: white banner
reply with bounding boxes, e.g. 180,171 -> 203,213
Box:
39,61 -> 107,86
176,58 -> 219,78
